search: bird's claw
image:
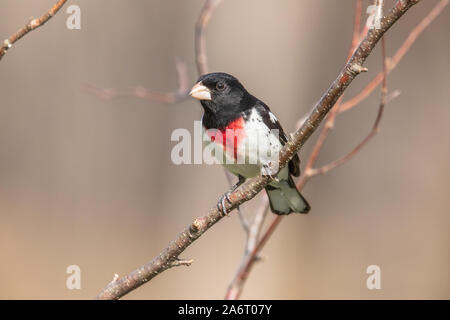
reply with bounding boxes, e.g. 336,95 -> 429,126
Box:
261,162 -> 279,181
225,191 -> 232,203
217,191 -> 233,216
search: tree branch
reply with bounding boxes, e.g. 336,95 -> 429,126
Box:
0,0 -> 68,61
226,0 -> 364,299
224,0 -> 447,300
339,0 -> 449,113
194,0 -> 251,234
308,36 -> 388,178
97,0 -> 422,300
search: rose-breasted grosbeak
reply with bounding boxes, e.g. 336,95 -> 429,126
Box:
190,72 -> 310,215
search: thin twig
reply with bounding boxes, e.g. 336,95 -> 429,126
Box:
225,0 -> 365,300
0,0 -> 68,61
308,36 -> 388,177
225,196 -> 269,299
246,195 -> 270,255
83,59 -> 189,103
302,0 -> 371,177
85,0 -> 224,104
195,0 -> 249,230
339,0 -> 449,113
170,258 -> 194,267
85,0 -> 225,105
195,0 -> 223,75
226,2 -> 366,298
307,0 -> 367,168
224,196 -> 269,300
97,0 -> 421,300
350,0 -> 363,56
224,0 -> 446,300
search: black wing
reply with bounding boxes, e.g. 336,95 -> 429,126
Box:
254,103 -> 301,177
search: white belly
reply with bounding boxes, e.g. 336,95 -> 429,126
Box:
203,109 -> 287,183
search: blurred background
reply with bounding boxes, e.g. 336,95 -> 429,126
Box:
0,0 -> 449,299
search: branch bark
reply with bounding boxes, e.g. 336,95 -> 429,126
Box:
226,0 -> 364,299
0,0 -> 68,61
97,0 -> 422,300
225,0 -> 447,300
193,0 -> 252,231
308,36 -> 388,178
339,0 -> 449,113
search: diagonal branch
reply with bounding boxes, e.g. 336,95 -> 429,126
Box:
226,0 -> 364,299
224,0 -> 447,300
226,0 -> 370,300
339,0 -> 449,113
0,0 -> 68,61
301,0 -> 366,182
193,0 -> 252,233
308,36 -> 388,178
96,0 -> 422,300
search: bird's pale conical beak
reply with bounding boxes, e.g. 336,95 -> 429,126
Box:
189,82 -> 212,101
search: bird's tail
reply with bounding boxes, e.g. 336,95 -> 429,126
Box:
265,176 -> 310,215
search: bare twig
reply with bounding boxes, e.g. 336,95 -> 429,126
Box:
225,0 -> 446,300
246,196 -> 270,255
84,59 -> 189,103
85,0 -> 224,104
195,0 -> 250,233
0,0 -> 68,61
224,196 -> 269,300
226,3 -> 366,298
236,208 -> 250,234
339,0 -> 449,113
195,0 -> 223,75
97,0 -> 421,300
86,0 -> 224,105
302,0 -> 373,178
308,36 -> 388,178
170,258 -> 194,267
305,0 -> 368,175
351,0 -> 363,52
225,0 -> 364,300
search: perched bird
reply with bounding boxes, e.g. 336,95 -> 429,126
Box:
189,72 -> 310,215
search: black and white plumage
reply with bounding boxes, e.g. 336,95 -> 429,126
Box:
190,72 -> 310,215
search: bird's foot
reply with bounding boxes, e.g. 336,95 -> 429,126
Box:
260,162 -> 279,182
217,175 -> 245,216
217,191 -> 233,216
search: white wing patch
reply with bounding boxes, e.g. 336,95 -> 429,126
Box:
269,111 -> 278,124
242,109 -> 283,166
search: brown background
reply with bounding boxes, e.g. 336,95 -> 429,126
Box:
0,0 -> 449,299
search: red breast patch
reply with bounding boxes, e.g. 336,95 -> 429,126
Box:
207,117 -> 246,160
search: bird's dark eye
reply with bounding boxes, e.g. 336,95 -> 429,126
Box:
216,82 -> 226,91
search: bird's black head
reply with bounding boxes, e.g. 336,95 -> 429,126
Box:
190,73 -> 257,119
